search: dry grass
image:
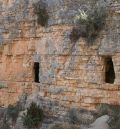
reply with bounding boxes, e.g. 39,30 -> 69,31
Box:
70,4 -> 108,45
50,123 -> 81,129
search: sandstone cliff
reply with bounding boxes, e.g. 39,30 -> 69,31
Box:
0,0 -> 120,120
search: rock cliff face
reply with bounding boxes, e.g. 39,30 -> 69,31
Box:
0,0 -> 120,119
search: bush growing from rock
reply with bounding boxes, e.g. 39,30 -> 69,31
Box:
0,121 -> 11,129
0,116 -> 11,129
7,93 -> 28,123
68,108 -> 97,125
33,0 -> 49,26
7,103 -> 21,123
22,102 -> 44,129
70,4 -> 108,45
0,94 -> 28,128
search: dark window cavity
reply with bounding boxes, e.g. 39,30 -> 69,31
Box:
105,57 -> 115,84
34,62 -> 40,83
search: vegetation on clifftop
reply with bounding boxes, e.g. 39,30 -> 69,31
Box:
70,4 -> 108,45
33,0 -> 49,27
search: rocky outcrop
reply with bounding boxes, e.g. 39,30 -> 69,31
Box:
0,0 -> 120,121
89,115 -> 109,129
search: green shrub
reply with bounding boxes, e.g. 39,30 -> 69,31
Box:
69,27 -> 81,43
68,108 -> 97,125
0,94 -> 27,128
70,5 -> 107,45
0,118 -> 11,129
0,123 -> 11,129
33,0 -> 49,26
96,103 -> 110,116
22,102 -> 44,129
6,93 -> 27,123
7,103 -> 21,123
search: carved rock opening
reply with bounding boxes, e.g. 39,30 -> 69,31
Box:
34,62 -> 40,83
105,57 -> 115,84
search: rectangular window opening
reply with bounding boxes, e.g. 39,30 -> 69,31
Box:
105,57 -> 115,84
34,62 -> 40,83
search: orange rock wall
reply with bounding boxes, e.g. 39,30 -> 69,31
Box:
0,0 -> 120,114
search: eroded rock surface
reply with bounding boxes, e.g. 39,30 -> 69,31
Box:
0,0 -> 120,121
